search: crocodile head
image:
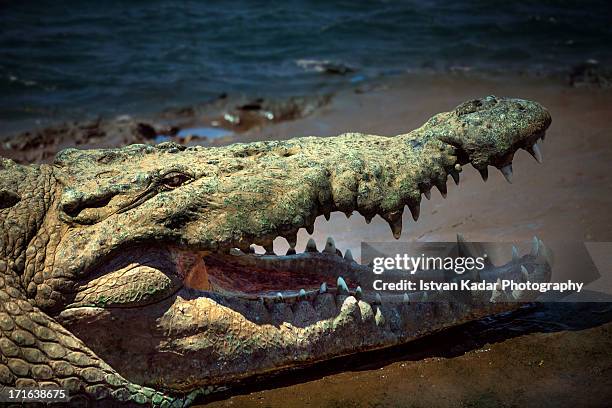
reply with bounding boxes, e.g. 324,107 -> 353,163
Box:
2,96 -> 552,404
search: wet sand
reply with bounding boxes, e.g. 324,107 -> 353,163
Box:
203,321 -> 612,408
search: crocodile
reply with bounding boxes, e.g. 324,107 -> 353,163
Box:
0,96 -> 552,407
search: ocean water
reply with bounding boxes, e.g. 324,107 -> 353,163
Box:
1,0 -> 611,132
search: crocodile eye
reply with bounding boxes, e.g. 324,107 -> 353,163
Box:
161,172 -> 192,189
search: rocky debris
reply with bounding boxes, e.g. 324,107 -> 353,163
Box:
160,94 -> 332,133
213,95 -> 332,132
295,59 -> 356,75
0,116 -> 177,164
568,59 -> 612,88
0,93 -> 332,164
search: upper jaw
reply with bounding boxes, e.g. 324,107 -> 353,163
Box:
51,96 -> 552,301
437,96 -> 551,176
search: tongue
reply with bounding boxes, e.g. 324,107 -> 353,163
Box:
172,249 -> 211,291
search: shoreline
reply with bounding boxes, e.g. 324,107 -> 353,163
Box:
1,68 -> 611,164
1,58 -> 611,138
0,92 -> 333,163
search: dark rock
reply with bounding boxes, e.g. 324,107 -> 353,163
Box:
568,59 -> 612,88
136,123 -> 157,139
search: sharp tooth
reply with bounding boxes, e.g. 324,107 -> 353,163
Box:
355,286 -> 363,300
408,203 -> 420,221
530,236 -> 540,256
435,182 -> 447,198
344,249 -> 354,262
286,233 -> 297,249
374,307 -> 385,326
305,238 -> 318,252
337,277 -> 349,294
512,246 -> 519,262
382,211 -> 403,239
375,293 -> 382,304
320,282 -> 327,294
424,190 -> 431,200
490,278 -> 505,303
450,171 -> 460,185
323,236 -> 336,254
500,164 -> 513,183
478,167 -> 488,182
298,289 -> 307,299
403,293 -> 410,303
276,292 -> 284,302
537,238 -> 554,265
531,142 -> 543,163
456,233 -> 477,258
521,265 -> 529,280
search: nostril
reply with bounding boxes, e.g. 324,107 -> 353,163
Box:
61,192 -> 114,218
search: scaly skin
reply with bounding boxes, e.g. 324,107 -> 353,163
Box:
0,96 -> 552,406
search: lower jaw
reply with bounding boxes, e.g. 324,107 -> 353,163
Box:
57,279 -> 521,392
62,240 -> 547,391
155,290 -> 515,391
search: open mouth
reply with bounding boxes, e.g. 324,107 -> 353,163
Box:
198,237 -> 363,300
186,232 -> 551,309
185,130 -> 550,305
69,125 -> 551,315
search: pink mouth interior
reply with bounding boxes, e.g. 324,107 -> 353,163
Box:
195,254 -> 349,296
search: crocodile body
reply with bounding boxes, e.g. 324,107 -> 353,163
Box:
0,96 -> 551,406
